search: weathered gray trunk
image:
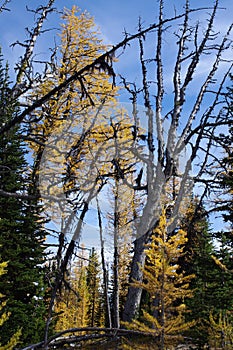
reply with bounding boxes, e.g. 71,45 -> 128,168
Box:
97,198 -> 112,328
122,234 -> 147,322
101,246 -> 112,328
112,246 -> 120,328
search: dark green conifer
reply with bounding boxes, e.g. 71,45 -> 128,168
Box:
216,76 -> 233,228
86,247 -> 102,327
0,51 -> 48,345
180,199 -> 232,347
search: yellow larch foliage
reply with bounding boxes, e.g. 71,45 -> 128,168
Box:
211,254 -> 228,272
124,208 -> 195,350
0,261 -> 21,350
208,311 -> 233,349
28,5 -> 117,154
55,262 -> 90,331
27,6 -> 121,225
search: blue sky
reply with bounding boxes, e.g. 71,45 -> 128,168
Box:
1,0 -> 233,78
1,0 -> 232,249
0,0 -> 232,113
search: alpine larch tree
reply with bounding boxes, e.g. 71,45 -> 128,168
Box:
0,257 -> 21,349
123,208 -> 195,350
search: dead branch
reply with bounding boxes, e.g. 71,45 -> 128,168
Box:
0,0 -> 10,13
21,327 -> 159,350
0,189 -> 39,200
12,0 -> 56,95
0,5 -> 215,135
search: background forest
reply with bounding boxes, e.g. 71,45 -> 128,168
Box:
0,0 -> 232,349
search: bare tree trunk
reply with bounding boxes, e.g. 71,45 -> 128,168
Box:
44,198 -> 91,345
12,0 -> 55,96
122,0 -> 231,323
97,198 -> 112,328
122,233 -> 149,322
123,0 -> 164,322
112,246 -> 120,328
112,169 -> 120,328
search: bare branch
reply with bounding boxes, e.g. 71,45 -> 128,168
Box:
176,26 -> 233,153
0,0 -> 10,13
184,63 -> 233,146
166,0 -> 190,167
0,189 -> 39,200
12,0 -> 56,94
21,327 -> 159,350
155,0 -> 165,164
180,0 -> 220,102
0,5 -> 216,134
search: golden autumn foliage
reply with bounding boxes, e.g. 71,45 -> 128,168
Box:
64,118 -> 136,194
55,248 -> 103,331
0,260 -> 21,350
208,311 -> 233,349
29,5 -> 117,152
26,6 -> 122,228
55,262 -> 90,331
27,7 -> 144,232
28,6 -> 118,157
123,208 -> 195,349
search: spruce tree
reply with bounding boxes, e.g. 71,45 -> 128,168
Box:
86,248 -> 102,327
179,198 -> 232,347
0,52 -> 48,345
207,233 -> 233,348
217,129 -> 233,237
220,76 -> 233,227
214,76 -> 233,239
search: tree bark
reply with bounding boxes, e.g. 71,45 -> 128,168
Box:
112,246 -> 120,328
97,198 -> 112,328
122,234 -> 148,322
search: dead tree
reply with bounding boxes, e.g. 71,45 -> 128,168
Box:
0,4 -> 214,136
122,0 -> 233,322
97,198 -> 112,328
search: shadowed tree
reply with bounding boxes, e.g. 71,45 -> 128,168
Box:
0,52 -> 49,345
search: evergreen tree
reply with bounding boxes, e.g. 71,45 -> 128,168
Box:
179,198 -> 233,347
220,76 -> 233,227
86,248 -> 103,327
212,233 -> 233,313
221,140 -> 233,227
207,233 -> 233,348
201,77 -> 233,348
0,52 -> 48,345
